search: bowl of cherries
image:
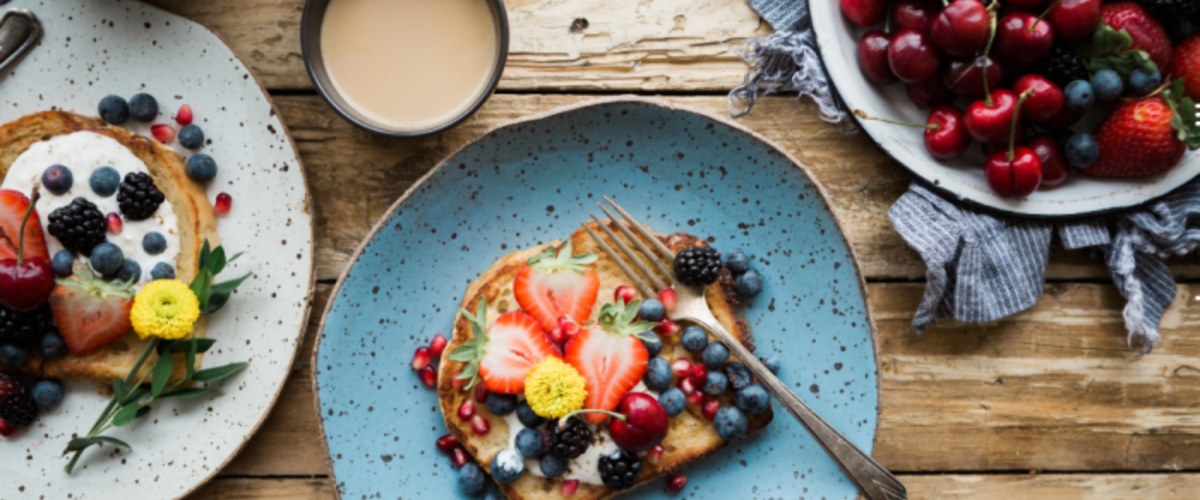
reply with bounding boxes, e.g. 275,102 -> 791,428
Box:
811,0 -> 1200,217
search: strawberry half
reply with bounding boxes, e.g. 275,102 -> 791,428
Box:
565,299 -> 658,424
49,266 -> 135,356
448,297 -> 560,394
513,241 -> 600,332
0,190 -> 49,262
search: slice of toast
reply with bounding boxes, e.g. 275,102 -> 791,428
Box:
0,111 -> 218,383
437,221 -> 772,500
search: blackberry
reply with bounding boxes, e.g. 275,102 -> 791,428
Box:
47,197 -> 106,256
117,172 -> 165,221
0,372 -> 38,429
1032,44 -> 1089,89
548,418 -> 592,459
1138,0 -> 1200,19
0,305 -> 53,347
598,450 -> 643,491
673,246 -> 722,286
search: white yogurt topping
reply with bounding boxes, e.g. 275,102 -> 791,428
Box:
1,131 -> 180,284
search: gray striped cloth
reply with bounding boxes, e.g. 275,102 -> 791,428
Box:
737,0 -> 1198,353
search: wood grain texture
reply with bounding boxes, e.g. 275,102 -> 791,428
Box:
145,0 -> 769,92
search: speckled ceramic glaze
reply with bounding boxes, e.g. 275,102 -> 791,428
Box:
0,1 -> 314,499
314,97 -> 879,500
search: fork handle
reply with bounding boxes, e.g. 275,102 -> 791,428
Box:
686,314 -> 907,500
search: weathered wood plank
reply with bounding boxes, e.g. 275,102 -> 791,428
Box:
147,0 -> 769,92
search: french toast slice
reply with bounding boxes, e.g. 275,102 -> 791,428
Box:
437,221 -> 772,500
0,111 -> 218,383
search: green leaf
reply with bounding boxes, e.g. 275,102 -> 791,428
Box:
199,240 -> 212,271
151,352 -> 174,396
157,388 -> 209,400
226,251 -> 245,265
209,246 -> 227,276
192,362 -> 249,383
92,436 -> 131,449
111,378 -> 126,401
121,385 -> 151,406
65,437 -> 96,452
167,338 -> 217,355
203,291 -> 230,316
211,273 -> 252,294
112,403 -> 150,427
190,268 -> 212,312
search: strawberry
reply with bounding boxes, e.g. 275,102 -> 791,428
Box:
1102,2 -> 1172,71
1088,81 -> 1200,177
1171,34 -> 1200,100
0,190 -> 49,262
564,299 -> 658,424
513,241 -> 600,332
448,297 -> 560,394
49,267 -> 135,356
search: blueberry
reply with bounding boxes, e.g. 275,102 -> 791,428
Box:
116,259 -> 141,284
98,95 -> 129,124
1064,80 -> 1095,112
186,154 -> 218,182
703,371 -> 728,395
42,165 -> 73,195
142,231 -> 167,255
52,250 -> 75,277
735,383 -> 771,414
32,380 -> 62,408
1065,133 -> 1100,169
1128,68 -> 1162,96
515,427 -> 544,458
637,299 -> 665,322
40,331 -> 66,358
702,342 -> 730,369
516,400 -> 545,428
658,387 -> 686,417
150,262 -> 176,280
129,93 -> 159,122
89,166 -> 121,197
1091,69 -> 1123,102
760,355 -> 781,375
639,332 -> 662,358
735,269 -> 763,298
89,242 -> 123,276
490,449 -> 524,484
178,124 -> 205,149
724,248 -> 751,274
1165,18 -> 1195,44
643,357 -> 673,392
458,462 -> 487,497
486,392 -> 517,416
0,344 -> 28,367
680,326 -> 708,353
539,454 -> 567,478
713,406 -> 749,440
723,361 -> 753,390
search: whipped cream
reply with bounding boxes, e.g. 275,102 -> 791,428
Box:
1,131 -> 180,284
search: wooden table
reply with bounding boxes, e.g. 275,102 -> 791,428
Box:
146,1 -> 1200,498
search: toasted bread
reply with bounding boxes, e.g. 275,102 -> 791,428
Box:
0,111 -> 218,383
437,221 -> 772,500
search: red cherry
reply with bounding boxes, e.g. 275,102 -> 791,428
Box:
841,0 -> 887,26
924,106 -> 972,160
1046,0 -> 1102,40
1012,74 -> 1063,122
964,90 -> 1019,145
906,78 -> 958,108
942,56 -> 1003,97
1041,106 -> 1083,131
931,0 -> 991,57
0,193 -> 54,312
1006,0 -> 1048,8
608,393 -> 670,452
986,147 -> 1043,197
614,285 -> 637,304
214,192 -> 232,215
857,30 -> 898,86
887,29 -> 942,83
980,123 -> 1028,154
1026,136 -> 1069,186
175,104 -> 194,126
995,13 -> 1054,65
666,473 -> 688,493
892,0 -> 940,31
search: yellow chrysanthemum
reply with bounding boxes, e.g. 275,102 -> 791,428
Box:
130,280 -> 201,340
524,357 -> 588,419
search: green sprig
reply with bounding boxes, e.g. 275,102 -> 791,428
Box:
447,296 -> 489,390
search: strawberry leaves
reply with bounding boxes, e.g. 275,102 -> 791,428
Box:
448,296 -> 489,390
1075,24 -> 1157,79
597,297 -> 660,341
527,240 -> 598,274
1161,79 -> 1200,151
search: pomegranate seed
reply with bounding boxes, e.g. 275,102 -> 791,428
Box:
0,419 -> 14,437
458,399 -> 475,420
671,358 -> 692,378
105,213 -> 123,235
702,399 -> 721,420
658,287 -> 677,311
548,327 -> 567,345
614,285 -> 637,304
451,370 -> 465,391
655,317 -> 680,336
175,104 -> 194,125
647,445 -> 664,466
679,377 -> 697,395
471,414 -> 491,435
214,192 -> 232,215
666,472 -> 688,492
419,366 -> 437,387
411,346 -> 432,370
688,365 -> 708,386
451,446 -> 469,468
561,320 -> 579,336
561,479 -> 580,498
474,383 -> 489,404
151,123 -> 176,143
436,434 -> 459,453
429,333 -> 448,357
686,390 -> 706,407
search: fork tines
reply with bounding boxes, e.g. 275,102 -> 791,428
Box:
582,197 -> 679,299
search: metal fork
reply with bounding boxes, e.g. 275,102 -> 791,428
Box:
582,197 -> 907,500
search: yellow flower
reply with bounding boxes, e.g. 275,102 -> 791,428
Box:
524,357 -> 588,419
130,280 -> 201,340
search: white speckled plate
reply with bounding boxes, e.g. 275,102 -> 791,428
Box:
0,1 -> 314,499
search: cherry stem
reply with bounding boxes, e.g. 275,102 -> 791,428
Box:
1032,0 -> 1066,31
15,189 -> 38,266
1008,89 -> 1035,162
983,11 -> 998,108
562,409 -> 626,423
942,0 -> 948,7
884,0 -> 895,33
854,110 -> 939,130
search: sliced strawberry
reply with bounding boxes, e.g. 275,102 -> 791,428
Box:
49,268 -> 134,356
448,297 -> 560,394
513,241 -> 600,332
564,299 -> 658,424
0,190 -> 49,262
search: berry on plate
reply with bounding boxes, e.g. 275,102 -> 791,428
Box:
1171,34 -> 1200,99
49,268 -> 136,356
0,372 -> 37,435
1086,81 -> 1200,177
564,298 -> 658,424
1102,2 -> 1173,71
448,297 -> 560,394
841,0 -> 887,26
985,90 -> 1043,197
513,241 -> 600,332
0,190 -> 49,263
931,0 -> 991,57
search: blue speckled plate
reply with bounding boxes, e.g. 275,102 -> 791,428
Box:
313,97 -> 880,500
